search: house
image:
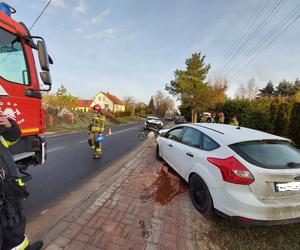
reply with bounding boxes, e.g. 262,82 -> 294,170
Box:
92,92 -> 125,113
76,99 -> 93,112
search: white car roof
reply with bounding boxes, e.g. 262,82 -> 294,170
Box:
187,123 -> 289,145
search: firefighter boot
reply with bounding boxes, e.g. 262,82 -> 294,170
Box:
93,146 -> 102,159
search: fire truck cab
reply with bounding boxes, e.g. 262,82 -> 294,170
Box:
0,3 -> 52,168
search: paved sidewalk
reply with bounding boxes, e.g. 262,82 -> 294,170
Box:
45,144 -> 196,250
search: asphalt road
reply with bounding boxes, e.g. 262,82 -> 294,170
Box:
25,122 -> 144,219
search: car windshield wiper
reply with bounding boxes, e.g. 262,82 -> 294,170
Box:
287,162 -> 300,168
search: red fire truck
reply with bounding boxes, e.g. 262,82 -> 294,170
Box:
0,3 -> 52,168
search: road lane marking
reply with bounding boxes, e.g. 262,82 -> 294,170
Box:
41,209 -> 49,215
78,126 -> 141,143
110,126 -> 141,136
48,146 -> 66,153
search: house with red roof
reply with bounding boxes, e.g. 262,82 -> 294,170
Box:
75,99 -> 93,112
92,92 -> 125,112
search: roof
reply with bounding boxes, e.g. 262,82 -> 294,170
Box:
188,123 -> 289,145
78,100 -> 93,107
101,92 -> 124,105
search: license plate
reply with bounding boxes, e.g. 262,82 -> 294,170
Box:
275,182 -> 300,192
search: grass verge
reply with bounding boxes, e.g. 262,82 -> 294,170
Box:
193,213 -> 300,250
46,116 -> 143,134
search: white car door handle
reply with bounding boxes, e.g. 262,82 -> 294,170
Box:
168,144 -> 173,148
186,152 -> 194,157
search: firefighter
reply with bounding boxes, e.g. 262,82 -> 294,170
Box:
0,115 -> 43,250
218,112 -> 225,124
230,115 -> 239,126
88,104 -> 106,159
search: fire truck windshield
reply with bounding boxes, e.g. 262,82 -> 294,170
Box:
0,27 -> 29,85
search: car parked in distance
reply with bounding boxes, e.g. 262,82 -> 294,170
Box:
174,115 -> 186,124
156,123 -> 300,225
145,116 -> 164,129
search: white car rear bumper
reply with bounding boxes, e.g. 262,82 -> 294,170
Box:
213,184 -> 300,224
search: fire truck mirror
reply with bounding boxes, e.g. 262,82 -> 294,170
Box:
37,40 -> 50,72
40,71 -> 52,86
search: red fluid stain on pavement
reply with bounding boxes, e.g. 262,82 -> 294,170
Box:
149,164 -> 187,205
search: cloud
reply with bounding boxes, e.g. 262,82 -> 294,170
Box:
91,9 -> 111,24
84,28 -> 117,40
126,32 -> 139,41
74,0 -> 87,14
74,27 -> 83,33
50,0 -> 66,8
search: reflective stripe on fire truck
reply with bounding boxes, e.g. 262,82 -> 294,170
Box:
21,128 -> 40,134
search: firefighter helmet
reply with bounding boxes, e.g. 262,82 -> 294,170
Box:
93,104 -> 101,111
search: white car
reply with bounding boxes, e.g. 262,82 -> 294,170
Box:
156,123 -> 300,225
145,116 -> 163,129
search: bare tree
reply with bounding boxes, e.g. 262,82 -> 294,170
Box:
152,91 -> 175,117
236,78 -> 258,100
209,76 -> 228,108
123,96 -> 137,115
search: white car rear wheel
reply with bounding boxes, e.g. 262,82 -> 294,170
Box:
189,174 -> 214,215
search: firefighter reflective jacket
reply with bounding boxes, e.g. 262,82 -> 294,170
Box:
0,119 -> 21,148
89,113 -> 105,133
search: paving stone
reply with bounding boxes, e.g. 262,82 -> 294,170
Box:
43,144 -> 197,250
54,236 -> 71,247
45,244 -> 63,250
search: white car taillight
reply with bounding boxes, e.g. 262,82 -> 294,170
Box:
207,156 -> 255,185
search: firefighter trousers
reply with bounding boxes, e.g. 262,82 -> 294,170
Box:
0,216 -> 27,250
88,132 -> 102,157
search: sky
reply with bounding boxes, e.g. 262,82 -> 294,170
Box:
5,0 -> 300,103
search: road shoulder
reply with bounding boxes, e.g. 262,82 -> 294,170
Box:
27,142 -> 145,244
37,143 -> 196,250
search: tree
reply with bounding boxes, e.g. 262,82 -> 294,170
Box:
152,91 -> 175,117
259,81 -> 275,97
236,78 -> 258,100
166,52 -> 211,122
56,85 -> 78,109
135,102 -> 151,115
289,102 -> 300,146
148,96 -> 155,113
43,85 -> 78,109
276,80 -> 296,96
123,96 -> 137,115
273,102 -> 291,136
294,78 -> 300,93
209,76 -> 228,108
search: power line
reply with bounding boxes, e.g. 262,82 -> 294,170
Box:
29,0 -> 52,31
245,5 -> 300,62
215,0 -> 268,73
228,12 -> 300,80
224,0 -> 290,77
220,0 -> 286,76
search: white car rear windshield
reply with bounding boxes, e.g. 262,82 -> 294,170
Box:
230,140 -> 300,169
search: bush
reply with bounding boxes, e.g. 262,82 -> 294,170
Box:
243,108 -> 272,132
273,102 -> 291,136
179,105 -> 192,122
289,102 -> 300,146
219,99 -> 252,125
